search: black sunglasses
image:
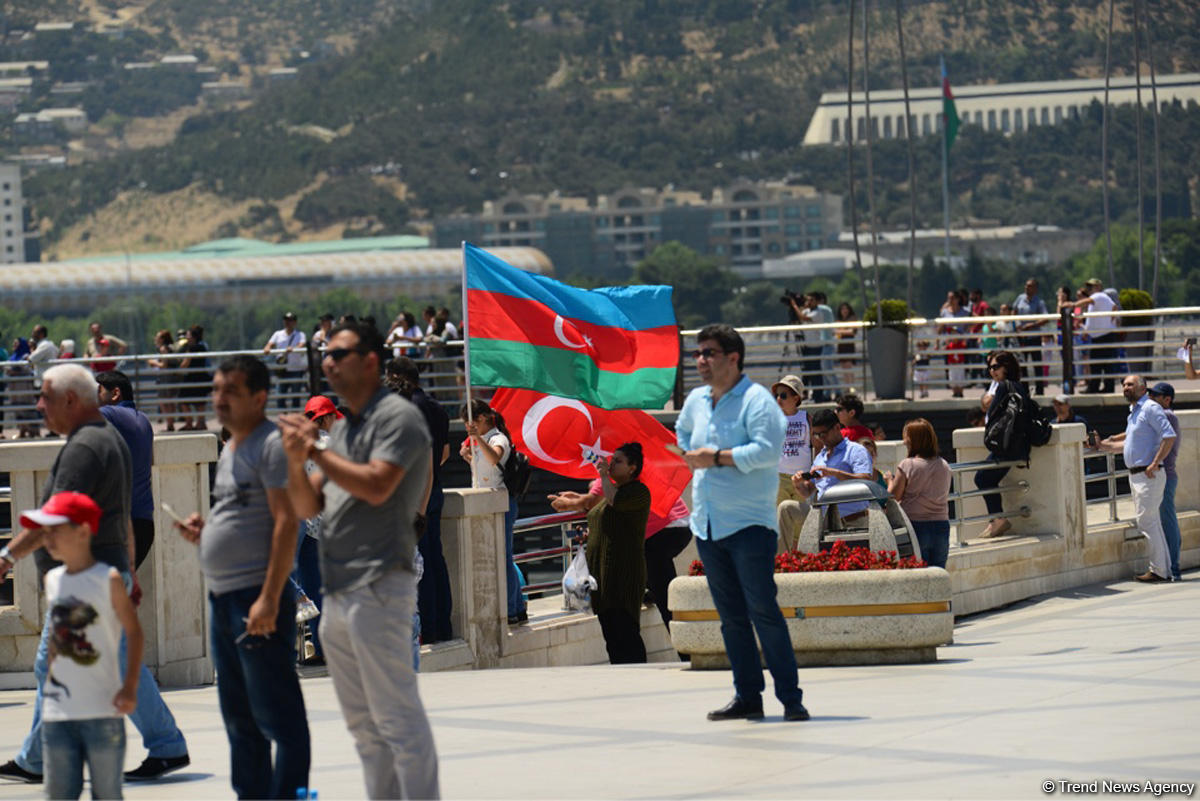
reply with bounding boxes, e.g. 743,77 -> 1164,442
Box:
324,347 -> 365,362
774,392 -> 794,400
690,347 -> 725,360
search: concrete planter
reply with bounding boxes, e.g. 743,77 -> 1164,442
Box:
866,327 -> 909,399
668,567 -> 952,668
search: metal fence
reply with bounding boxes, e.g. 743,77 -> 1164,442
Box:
0,343 -> 467,434
513,510 -> 587,601
1,484 -> 12,607
679,306 -> 1200,401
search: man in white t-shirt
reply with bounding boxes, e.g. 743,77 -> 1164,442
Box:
263,312 -> 308,411
771,375 -> 812,552
28,325 -> 60,389
1073,279 -> 1119,394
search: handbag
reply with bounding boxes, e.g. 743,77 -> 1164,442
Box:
562,545 -> 597,613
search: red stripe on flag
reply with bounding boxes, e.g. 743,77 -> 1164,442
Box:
942,77 -> 954,100
467,289 -> 679,373
490,387 -> 691,518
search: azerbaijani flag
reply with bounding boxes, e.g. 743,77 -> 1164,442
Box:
941,56 -> 960,154
464,243 -> 678,410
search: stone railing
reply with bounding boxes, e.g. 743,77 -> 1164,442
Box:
0,433 -> 216,688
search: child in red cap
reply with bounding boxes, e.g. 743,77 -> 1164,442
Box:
19,492 -> 143,800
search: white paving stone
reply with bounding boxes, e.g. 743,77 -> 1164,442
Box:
0,572 -> 1196,800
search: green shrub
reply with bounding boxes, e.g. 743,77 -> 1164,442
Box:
1118,288 -> 1153,311
863,299 -> 912,329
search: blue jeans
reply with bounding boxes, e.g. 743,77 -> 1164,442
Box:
43,718 -> 125,800
505,495 -> 526,616
209,586 -> 310,800
695,525 -> 803,708
1160,474 -> 1181,581
973,455 -> 1011,517
911,520 -> 950,569
17,572 -> 187,774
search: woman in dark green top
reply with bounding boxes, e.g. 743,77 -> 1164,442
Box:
586,443 -> 652,664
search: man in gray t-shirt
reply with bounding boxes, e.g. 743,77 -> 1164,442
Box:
175,356 -> 310,800
280,322 -> 438,801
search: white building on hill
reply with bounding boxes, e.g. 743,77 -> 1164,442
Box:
803,73 -> 1200,145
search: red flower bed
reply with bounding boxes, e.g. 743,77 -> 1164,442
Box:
688,539 -> 926,577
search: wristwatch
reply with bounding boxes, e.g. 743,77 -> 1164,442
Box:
312,437 -> 329,454
0,545 -> 13,564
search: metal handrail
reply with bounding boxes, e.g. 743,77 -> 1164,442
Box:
512,510 -> 586,600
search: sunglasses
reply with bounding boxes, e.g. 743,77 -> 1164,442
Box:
774,392 -> 794,400
324,347 -> 364,362
988,363 -> 1002,371
690,347 -> 725,360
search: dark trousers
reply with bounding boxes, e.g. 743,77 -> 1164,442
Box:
209,586 -> 310,800
596,608 -> 646,664
643,525 -> 692,625
417,485 -> 454,643
278,371 -> 306,410
801,346 -> 826,402
1017,336 -> 1044,395
1087,333 -> 1119,394
974,455 -> 1012,516
695,525 -> 803,707
293,533 -> 323,658
132,517 -> 154,570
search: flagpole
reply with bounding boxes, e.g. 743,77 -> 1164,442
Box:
940,55 -> 951,268
461,240 -> 477,489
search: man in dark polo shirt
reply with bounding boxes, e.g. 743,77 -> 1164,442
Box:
96,370 -> 156,569
0,364 -> 188,785
386,356 -> 453,644
279,322 -> 438,800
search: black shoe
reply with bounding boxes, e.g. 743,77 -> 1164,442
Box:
506,611 -> 529,625
124,754 -> 190,781
784,703 -> 811,722
299,654 -> 325,667
0,760 -> 42,784
707,696 -> 764,721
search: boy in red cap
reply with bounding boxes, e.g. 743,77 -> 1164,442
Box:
20,492 -> 143,800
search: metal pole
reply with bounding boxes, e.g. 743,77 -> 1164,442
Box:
461,241 -> 477,489
940,55 -> 951,268
1133,0 -> 1145,291
1101,0 -> 1116,289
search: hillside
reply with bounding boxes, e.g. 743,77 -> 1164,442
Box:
14,0 -> 1200,260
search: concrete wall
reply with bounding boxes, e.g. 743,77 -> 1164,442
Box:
0,433 -> 216,689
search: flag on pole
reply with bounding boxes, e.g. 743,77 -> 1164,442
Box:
490,387 -> 691,518
941,57 -> 960,154
464,243 -> 678,410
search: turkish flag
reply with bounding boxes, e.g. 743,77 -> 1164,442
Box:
490,387 -> 691,518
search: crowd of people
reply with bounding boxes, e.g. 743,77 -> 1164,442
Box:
0,303 -> 1191,799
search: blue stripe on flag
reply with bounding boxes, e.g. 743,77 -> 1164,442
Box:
464,243 -> 676,331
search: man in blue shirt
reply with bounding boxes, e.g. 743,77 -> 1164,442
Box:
677,324 -> 809,723
1012,278 -> 1049,396
94,370 -> 193,781
1099,375 -> 1176,582
794,408 -> 875,522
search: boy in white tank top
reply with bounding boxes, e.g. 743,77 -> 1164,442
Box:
20,492 -> 143,800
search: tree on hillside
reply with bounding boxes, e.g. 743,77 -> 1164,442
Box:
632,242 -> 738,329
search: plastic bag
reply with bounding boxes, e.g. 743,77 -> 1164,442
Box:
562,545 -> 597,613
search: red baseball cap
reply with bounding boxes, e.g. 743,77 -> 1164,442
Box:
20,491 -> 102,535
304,395 -> 343,420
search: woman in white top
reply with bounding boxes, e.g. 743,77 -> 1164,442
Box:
460,400 -> 528,624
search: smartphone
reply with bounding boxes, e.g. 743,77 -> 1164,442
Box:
161,502 -> 189,526
1187,337 -> 1197,347
1088,430 -> 1100,449
800,471 -> 816,481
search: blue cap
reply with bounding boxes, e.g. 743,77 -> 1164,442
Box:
1148,382 -> 1175,399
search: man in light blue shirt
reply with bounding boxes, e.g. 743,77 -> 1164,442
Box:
795,408 -> 875,520
677,324 -> 809,723
1099,375 -> 1176,582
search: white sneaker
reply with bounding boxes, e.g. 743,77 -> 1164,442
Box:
296,597 -> 320,623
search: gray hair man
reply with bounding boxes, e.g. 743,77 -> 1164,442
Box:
0,364 -> 192,785
1097,375 -> 1177,582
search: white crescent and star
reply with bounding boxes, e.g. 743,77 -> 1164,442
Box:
522,396 -> 593,465
553,314 -> 594,350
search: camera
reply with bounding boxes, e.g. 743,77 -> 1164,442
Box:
779,290 -> 803,306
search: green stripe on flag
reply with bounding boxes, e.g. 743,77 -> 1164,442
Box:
943,96 -> 960,153
469,338 -> 676,410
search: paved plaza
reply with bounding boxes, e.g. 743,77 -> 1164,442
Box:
0,572 -> 1197,800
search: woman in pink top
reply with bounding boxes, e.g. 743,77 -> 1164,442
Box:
886,418 -> 952,568
549,477 -> 691,626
